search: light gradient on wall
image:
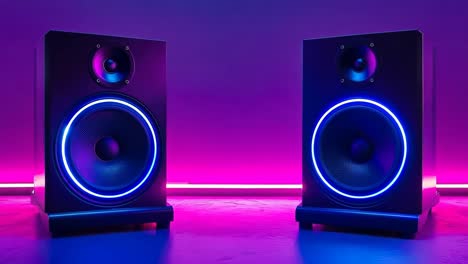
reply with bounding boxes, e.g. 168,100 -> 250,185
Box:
0,0 -> 467,185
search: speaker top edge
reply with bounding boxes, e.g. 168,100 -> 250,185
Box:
44,30 -> 167,44
303,29 -> 422,43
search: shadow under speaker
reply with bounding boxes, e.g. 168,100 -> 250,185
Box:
296,30 -> 439,234
33,31 -> 173,234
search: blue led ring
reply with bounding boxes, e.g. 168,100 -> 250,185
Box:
60,98 -> 158,199
311,98 -> 407,199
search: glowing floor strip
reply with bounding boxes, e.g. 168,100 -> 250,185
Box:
167,184 -> 467,189
166,183 -> 303,189
0,183 -> 467,189
0,183 -> 34,188
436,184 -> 468,189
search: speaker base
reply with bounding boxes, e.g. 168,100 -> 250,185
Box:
295,203 -> 433,235
40,204 -> 174,235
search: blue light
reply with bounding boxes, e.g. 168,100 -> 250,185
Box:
349,71 -> 367,82
311,98 -> 408,199
50,207 -> 162,218
59,98 -> 158,199
102,72 -> 123,83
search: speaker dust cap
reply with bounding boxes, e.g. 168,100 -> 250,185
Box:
311,98 -> 407,200
57,95 -> 160,205
91,44 -> 134,87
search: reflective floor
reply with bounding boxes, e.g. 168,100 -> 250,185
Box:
0,196 -> 467,263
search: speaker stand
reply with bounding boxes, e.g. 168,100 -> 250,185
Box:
296,203 -> 433,235
41,204 -> 174,235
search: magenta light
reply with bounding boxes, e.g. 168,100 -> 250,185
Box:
1,183 -> 467,189
166,183 -> 303,189
436,184 -> 468,189
166,184 -> 467,189
0,183 -> 34,188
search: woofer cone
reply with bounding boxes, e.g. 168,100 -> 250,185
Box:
57,95 -> 160,204
311,98 -> 407,200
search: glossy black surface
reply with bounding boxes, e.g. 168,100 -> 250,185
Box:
33,31 -> 171,232
299,30 -> 437,231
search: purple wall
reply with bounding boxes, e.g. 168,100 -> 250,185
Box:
0,0 -> 466,184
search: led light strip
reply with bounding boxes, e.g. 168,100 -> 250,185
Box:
436,184 -> 468,189
0,183 -> 467,190
0,183 -> 35,188
166,183 -> 303,189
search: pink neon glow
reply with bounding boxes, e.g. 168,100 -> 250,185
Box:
436,184 -> 468,189
0,170 -> 35,184
0,183 -> 34,188
0,183 -> 467,189
168,184 -> 465,189
166,183 -> 303,189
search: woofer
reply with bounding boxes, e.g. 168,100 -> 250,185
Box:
57,96 -> 160,204
311,99 -> 407,199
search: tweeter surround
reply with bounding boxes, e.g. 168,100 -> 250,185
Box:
338,45 -> 377,83
58,96 -> 159,201
311,98 -> 408,199
91,44 -> 134,87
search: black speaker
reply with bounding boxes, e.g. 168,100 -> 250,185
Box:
33,31 -> 173,234
296,30 -> 439,234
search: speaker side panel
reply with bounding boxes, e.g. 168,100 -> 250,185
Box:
302,31 -> 423,214
33,35 -> 46,211
422,33 -> 438,211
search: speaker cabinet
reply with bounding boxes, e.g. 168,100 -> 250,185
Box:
296,30 -> 439,234
33,31 -> 173,234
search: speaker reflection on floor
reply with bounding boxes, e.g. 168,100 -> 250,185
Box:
296,30 -> 439,235
33,31 -> 173,234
